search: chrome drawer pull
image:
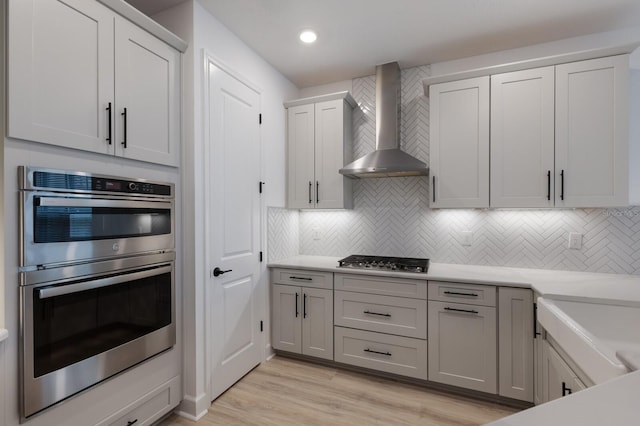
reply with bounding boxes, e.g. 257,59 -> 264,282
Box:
443,291 -> 478,297
363,310 -> 391,318
364,348 -> 392,356
444,307 -> 479,314
289,276 -> 312,281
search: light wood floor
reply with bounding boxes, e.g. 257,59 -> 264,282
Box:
160,356 -> 519,426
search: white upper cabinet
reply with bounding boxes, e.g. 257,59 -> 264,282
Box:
8,0 -> 115,155
555,55 -> 629,207
427,53 -> 634,208
429,77 -> 490,208
491,67 -> 555,208
8,0 -> 181,167
114,17 -> 180,166
286,93 -> 355,209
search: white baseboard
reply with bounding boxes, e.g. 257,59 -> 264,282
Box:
174,392 -> 209,421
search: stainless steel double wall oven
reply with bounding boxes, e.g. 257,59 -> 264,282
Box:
18,166 -> 176,420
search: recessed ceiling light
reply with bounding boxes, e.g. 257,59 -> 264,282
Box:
299,30 -> 317,44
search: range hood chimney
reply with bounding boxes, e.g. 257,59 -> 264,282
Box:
339,62 -> 429,178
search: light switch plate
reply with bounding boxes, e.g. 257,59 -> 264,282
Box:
461,231 -> 473,246
568,232 -> 583,250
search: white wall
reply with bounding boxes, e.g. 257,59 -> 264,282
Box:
431,25 -> 640,76
299,79 -> 352,98
155,0 -> 298,419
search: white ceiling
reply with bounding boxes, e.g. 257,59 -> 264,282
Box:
127,0 -> 640,88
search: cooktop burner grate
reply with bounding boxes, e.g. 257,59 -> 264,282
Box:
337,255 -> 429,273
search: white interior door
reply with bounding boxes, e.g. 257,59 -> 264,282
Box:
206,57 -> 262,400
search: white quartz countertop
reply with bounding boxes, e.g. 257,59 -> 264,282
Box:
269,255 -> 640,303
488,370 -> 640,425
269,255 -> 640,424
0,329 -> 8,343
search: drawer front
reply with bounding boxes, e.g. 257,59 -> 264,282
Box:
335,273 -> 427,299
97,376 -> 180,426
334,327 -> 428,380
271,268 -> 333,289
428,281 -> 496,306
334,291 -> 427,339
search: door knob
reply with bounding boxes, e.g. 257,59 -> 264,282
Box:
213,267 -> 232,277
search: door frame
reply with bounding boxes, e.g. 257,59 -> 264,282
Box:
201,49 -> 266,403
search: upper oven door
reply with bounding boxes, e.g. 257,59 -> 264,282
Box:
21,191 -> 174,267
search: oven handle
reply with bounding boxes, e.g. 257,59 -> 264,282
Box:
37,197 -> 171,210
37,264 -> 173,299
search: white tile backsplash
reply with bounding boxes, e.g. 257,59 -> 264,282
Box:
268,65 -> 640,275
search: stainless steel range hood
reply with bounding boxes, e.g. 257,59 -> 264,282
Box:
340,62 -> 428,178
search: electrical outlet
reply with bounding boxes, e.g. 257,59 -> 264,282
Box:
568,232 -> 582,250
461,231 -> 473,246
312,228 -> 321,241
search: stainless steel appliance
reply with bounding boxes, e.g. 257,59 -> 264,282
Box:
337,255 -> 430,273
19,166 -> 174,267
18,167 -> 176,420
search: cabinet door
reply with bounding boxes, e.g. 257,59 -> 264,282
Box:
114,17 -> 180,166
302,288 -> 334,360
498,288 -> 534,402
8,0 -> 114,154
314,99 -> 351,209
429,77 -> 489,208
542,340 -> 585,402
428,301 -> 497,393
555,55 -> 629,207
287,104 -> 316,208
272,284 -> 301,354
491,67 -> 555,208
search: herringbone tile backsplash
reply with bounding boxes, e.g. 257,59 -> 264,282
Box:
268,65 -> 640,275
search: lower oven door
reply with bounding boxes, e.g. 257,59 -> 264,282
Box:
20,254 -> 176,419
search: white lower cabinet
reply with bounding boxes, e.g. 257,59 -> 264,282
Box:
334,327 -> 428,380
428,300 -> 497,393
334,290 -> 427,339
96,375 -> 180,426
272,283 -> 334,360
498,288 -> 534,402
542,339 -> 587,403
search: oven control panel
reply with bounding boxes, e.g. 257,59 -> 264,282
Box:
20,167 -> 173,197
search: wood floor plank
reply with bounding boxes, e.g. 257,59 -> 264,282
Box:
159,356 -> 519,426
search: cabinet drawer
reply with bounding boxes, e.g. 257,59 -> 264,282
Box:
96,376 -> 180,426
428,281 -> 496,306
334,291 -> 427,339
334,327 -> 427,380
335,273 -> 427,299
271,268 -> 333,289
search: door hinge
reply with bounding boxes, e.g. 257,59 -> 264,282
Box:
259,113 -> 262,124
259,181 -> 265,193
260,320 -> 263,332
259,251 -> 263,262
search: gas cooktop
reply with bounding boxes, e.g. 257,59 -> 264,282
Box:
337,255 -> 429,273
